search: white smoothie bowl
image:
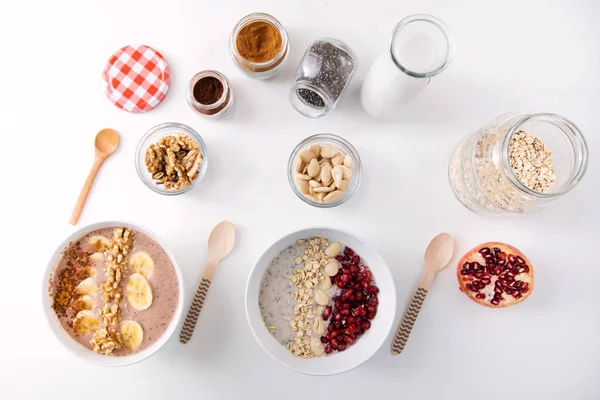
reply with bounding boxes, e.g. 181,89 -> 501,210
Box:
245,227 -> 397,375
42,221 -> 185,367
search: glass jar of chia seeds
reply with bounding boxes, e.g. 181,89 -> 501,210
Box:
290,39 -> 358,118
448,112 -> 588,215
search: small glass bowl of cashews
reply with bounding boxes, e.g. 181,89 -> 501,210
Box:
288,133 -> 362,207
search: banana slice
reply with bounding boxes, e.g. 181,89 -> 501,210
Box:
90,252 -> 105,262
73,310 -> 98,334
72,295 -> 94,311
120,320 -> 144,350
129,251 -> 154,277
125,273 -> 153,311
88,235 -> 111,252
76,277 -> 99,295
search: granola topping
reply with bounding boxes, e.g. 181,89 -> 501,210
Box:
50,243 -> 92,317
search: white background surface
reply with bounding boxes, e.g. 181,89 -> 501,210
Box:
1,0 -> 598,399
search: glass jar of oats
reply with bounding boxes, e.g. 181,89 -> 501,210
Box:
448,112 -> 588,214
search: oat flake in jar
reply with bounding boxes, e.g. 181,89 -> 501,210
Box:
448,112 -> 589,215
360,14 -> 454,121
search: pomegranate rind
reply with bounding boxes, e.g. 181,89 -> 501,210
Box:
457,242 -> 534,308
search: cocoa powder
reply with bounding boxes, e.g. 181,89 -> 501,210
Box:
193,77 -> 224,105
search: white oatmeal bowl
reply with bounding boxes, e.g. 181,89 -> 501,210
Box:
42,221 -> 185,367
245,228 -> 396,375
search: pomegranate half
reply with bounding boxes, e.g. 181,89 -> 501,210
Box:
457,242 -> 534,308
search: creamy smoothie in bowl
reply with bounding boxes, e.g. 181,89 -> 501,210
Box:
44,222 -> 184,365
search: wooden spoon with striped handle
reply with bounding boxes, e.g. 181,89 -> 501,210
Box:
180,221 -> 236,344
391,233 -> 454,355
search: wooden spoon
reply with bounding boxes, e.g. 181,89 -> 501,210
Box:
391,232 -> 455,355
180,221 -> 236,344
69,128 -> 119,225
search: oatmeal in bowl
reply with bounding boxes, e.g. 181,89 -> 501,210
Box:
43,221 -> 184,366
246,228 -> 396,375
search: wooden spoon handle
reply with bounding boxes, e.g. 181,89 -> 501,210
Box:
180,277 -> 212,344
69,158 -> 103,225
391,287 -> 428,355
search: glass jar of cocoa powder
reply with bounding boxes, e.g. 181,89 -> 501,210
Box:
186,70 -> 234,119
229,12 -> 289,79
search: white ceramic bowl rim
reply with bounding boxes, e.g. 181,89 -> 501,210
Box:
245,227 -> 396,375
42,221 -> 185,367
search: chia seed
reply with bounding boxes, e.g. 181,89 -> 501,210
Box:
296,88 -> 325,108
292,39 -> 357,114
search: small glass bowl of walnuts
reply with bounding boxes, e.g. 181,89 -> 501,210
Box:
135,122 -> 208,195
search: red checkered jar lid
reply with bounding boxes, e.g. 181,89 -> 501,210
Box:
102,45 -> 171,113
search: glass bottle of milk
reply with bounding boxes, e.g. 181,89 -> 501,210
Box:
360,14 -> 454,121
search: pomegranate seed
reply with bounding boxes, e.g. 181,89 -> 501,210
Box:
516,255 -> 525,264
368,285 -> 380,294
321,336 -> 328,344
330,339 -> 339,349
335,255 -> 344,262
461,269 -> 469,276
481,278 -> 491,285
368,297 -> 379,306
322,306 -> 332,320
337,343 -> 347,352
326,332 -> 333,341
475,272 -> 484,279
340,309 -> 350,316
361,320 -> 371,330
341,303 -> 351,310
324,344 -> 333,354
479,248 -> 491,255
347,316 -> 355,325
344,336 -> 354,345
475,293 -> 485,300
351,255 -> 360,265
491,299 -> 500,305
494,287 -> 502,294
469,284 -> 479,292
355,292 -> 364,301
327,324 -> 335,333
367,311 -> 377,320
331,330 -> 339,338
344,248 -> 354,256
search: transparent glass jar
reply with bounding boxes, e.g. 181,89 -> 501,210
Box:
287,134 -> 362,208
360,14 -> 454,121
290,39 -> 358,118
229,13 -> 289,79
186,70 -> 234,119
449,112 -> 588,214
135,122 -> 208,196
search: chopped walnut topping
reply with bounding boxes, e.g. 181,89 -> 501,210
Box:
90,327 -> 122,355
144,133 -> 204,191
89,228 -> 134,355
